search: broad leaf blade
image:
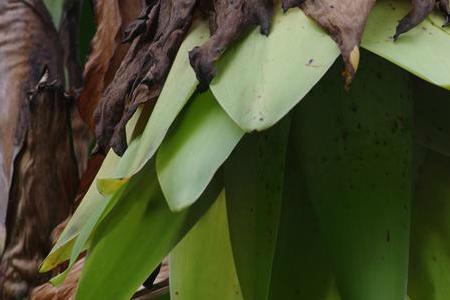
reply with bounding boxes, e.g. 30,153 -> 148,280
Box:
75,162 -> 222,300
414,79 -> 450,156
209,5 -> 339,132
292,51 -> 412,300
42,20 -> 210,275
408,150 -> 450,299
156,90 -> 244,212
268,142 -> 341,300
224,117 -> 290,300
362,0 -> 450,90
170,192 -> 243,300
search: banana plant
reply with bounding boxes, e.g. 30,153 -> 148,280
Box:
34,0 -> 450,299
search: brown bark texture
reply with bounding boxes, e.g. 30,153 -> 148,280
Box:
0,0 -> 79,299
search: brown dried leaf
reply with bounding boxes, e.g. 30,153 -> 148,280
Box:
60,0 -> 83,90
0,75 -> 78,299
94,0 -> 197,155
395,0 -> 450,39
0,0 -> 63,234
78,0 -> 142,131
299,0 -> 376,86
190,0 -> 273,90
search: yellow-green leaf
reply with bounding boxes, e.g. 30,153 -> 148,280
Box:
209,4 -> 339,132
170,192 -> 243,300
75,162 -> 222,300
156,90 -> 244,212
362,0 -> 450,90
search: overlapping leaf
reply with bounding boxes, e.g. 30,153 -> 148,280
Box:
292,51 -> 412,300
123,21 -> 209,175
209,4 -> 339,132
41,109 -> 144,272
414,79 -> 450,156
75,162 -> 222,300
269,144 -> 341,300
409,150 -> 450,300
157,90 -> 244,212
170,192 -> 243,300
224,118 -> 290,300
43,21 -> 209,271
362,0 -> 450,89
300,0 -> 376,85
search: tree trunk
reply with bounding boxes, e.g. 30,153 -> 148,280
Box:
0,1 -> 79,298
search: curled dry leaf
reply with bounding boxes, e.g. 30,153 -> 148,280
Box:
0,1 -> 78,298
78,0 -> 142,131
189,0 -> 273,90
0,0 -> 62,235
60,0 -> 83,90
298,0 -> 377,86
94,0 -> 197,155
0,75 -> 79,298
395,0 -> 450,39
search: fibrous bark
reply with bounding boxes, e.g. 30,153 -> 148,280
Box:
0,0 -> 63,238
0,1 -> 79,298
0,72 -> 78,299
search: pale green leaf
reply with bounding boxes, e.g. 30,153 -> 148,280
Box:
41,20 -> 209,276
75,162 -> 222,300
224,117 -> 290,300
126,21 -> 210,175
156,90 -> 244,212
362,0 -> 450,90
41,109 -> 145,272
210,5 -> 339,131
170,192 -> 243,300
292,51 -> 412,300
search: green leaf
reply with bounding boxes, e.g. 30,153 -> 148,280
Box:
97,178 -> 129,196
408,150 -> 450,300
41,109 -> 145,272
49,184 -> 127,286
125,21 -> 210,176
40,150 -> 121,272
43,0 -> 64,26
362,0 -> 450,90
156,90 -> 244,212
414,79 -> 450,156
209,5 -> 339,132
292,50 -> 412,300
224,117 -> 290,300
43,23 -> 210,271
75,161 -> 222,300
268,143 -> 341,300
170,191 -> 243,300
